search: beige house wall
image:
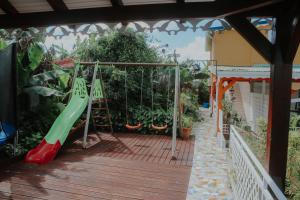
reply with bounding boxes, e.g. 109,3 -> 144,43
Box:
211,30 -> 300,66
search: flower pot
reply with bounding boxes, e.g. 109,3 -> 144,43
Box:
181,127 -> 192,140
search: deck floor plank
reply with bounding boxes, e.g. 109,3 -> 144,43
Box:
0,132 -> 194,200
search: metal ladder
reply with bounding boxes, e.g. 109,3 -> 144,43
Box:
91,98 -> 113,133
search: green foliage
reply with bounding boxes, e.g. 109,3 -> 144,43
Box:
222,98 -> 251,132
180,92 -> 199,121
257,117 -> 267,134
121,106 -> 173,134
28,43 -> 44,70
286,131 -> 300,200
74,31 -> 175,133
182,115 -> 193,128
0,38 -> 7,49
24,86 -> 64,97
20,132 -> 43,153
1,28 -> 71,158
180,60 -> 210,104
236,124 -> 266,166
290,113 -> 300,128
74,31 -> 159,62
286,114 -> 300,199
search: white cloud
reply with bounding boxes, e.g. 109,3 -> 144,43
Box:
45,33 -> 88,53
176,36 -> 210,62
44,33 -> 210,62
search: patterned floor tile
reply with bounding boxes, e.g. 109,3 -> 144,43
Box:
186,109 -> 233,200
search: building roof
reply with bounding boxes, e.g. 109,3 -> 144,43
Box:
209,65 -> 300,80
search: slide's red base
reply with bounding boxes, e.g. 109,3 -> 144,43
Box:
25,139 -> 62,165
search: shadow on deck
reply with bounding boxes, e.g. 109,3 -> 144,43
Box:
0,132 -> 194,200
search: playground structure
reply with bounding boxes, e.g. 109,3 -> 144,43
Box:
0,44 -> 18,154
25,62 -> 180,164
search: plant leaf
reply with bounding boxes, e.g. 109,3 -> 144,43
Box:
24,86 -> 63,97
28,43 -> 44,71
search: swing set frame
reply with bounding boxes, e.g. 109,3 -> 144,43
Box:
80,61 -> 180,159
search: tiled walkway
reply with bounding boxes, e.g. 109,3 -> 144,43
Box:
186,109 -> 233,200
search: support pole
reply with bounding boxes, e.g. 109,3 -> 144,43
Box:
266,21 -> 293,189
171,64 -> 179,159
83,66 -> 98,148
178,64 -> 182,137
225,2 -> 300,191
215,78 -> 220,134
209,74 -> 213,116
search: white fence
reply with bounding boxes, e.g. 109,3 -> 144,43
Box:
229,126 -> 287,200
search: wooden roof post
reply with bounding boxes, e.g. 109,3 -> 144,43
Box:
226,1 -> 299,190
266,1 -> 300,190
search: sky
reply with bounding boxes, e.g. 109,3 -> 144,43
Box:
45,28 -> 210,62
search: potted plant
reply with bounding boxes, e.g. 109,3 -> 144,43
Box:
181,115 -> 193,140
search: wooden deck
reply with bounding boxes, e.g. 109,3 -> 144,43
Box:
0,132 -> 194,200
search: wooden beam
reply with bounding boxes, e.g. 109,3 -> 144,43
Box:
283,1 -> 300,63
47,0 -> 68,12
176,0 -> 185,4
266,1 -> 300,191
266,31 -> 292,191
225,15 -> 273,63
111,0 -> 123,7
0,0 -> 18,15
216,0 -> 283,18
0,0 -> 283,28
236,1 -> 283,18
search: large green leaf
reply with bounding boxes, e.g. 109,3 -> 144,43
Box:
0,39 -> 7,50
24,86 -> 63,97
29,69 -> 67,86
58,73 -> 70,89
28,43 -> 44,71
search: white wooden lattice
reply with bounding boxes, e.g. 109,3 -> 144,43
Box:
229,126 -> 287,200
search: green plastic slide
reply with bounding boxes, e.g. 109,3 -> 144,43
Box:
45,78 -> 89,144
93,79 -> 104,100
25,77 -> 89,164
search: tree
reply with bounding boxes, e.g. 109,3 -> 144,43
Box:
74,30 -> 159,62
74,30 -> 174,133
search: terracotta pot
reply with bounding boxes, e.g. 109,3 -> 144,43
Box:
181,127 -> 192,140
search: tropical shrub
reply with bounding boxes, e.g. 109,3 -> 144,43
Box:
180,91 -> 199,121
180,60 -> 210,105
286,114 -> 300,199
286,131 -> 300,199
1,29 -> 72,157
182,115 -> 193,128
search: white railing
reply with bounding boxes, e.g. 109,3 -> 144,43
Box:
229,126 -> 287,200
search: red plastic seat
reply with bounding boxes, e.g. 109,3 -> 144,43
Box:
151,124 -> 168,131
125,123 -> 142,130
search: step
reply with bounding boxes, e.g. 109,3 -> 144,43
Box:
92,107 -> 108,110
95,124 -> 112,127
93,99 -> 111,103
93,116 -> 110,119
